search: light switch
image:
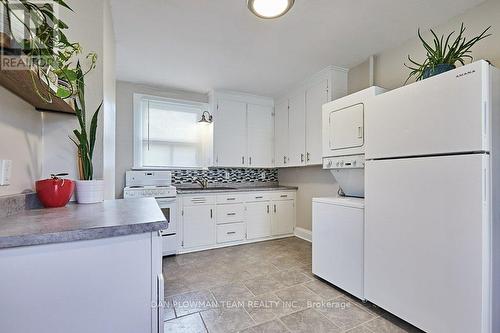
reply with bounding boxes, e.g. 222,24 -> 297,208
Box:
0,160 -> 12,186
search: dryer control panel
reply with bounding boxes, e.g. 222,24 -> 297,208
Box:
323,154 -> 365,170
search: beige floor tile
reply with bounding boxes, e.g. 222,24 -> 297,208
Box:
164,278 -> 192,297
303,279 -> 344,300
345,326 -> 374,333
171,289 -> 218,317
201,306 -> 255,333
270,269 -> 312,287
164,313 -> 207,333
316,296 -> 375,331
244,292 -> 294,324
210,282 -> 255,305
274,285 -> 324,312
280,308 -> 341,333
244,275 -> 287,295
239,319 -> 290,333
363,316 -> 423,333
163,298 -> 176,321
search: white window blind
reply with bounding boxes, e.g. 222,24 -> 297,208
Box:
134,95 -> 210,168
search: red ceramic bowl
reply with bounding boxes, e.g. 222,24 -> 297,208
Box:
36,178 -> 75,208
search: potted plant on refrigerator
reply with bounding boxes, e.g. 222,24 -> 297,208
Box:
70,62 -> 103,204
405,23 -> 491,83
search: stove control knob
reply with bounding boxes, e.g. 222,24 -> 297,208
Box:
353,160 -> 357,166
327,160 -> 332,167
340,161 -> 344,167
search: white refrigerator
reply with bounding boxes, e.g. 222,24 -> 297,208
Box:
364,60 -> 500,333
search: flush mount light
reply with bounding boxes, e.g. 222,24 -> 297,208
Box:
247,0 -> 295,19
198,111 -> 213,124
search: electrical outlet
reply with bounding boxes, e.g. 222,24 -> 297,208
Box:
0,160 -> 12,186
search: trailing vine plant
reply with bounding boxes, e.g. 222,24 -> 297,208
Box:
0,0 -> 96,103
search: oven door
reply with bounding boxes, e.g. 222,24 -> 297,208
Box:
155,197 -> 177,235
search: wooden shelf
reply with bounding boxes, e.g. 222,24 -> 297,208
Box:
0,52 -> 75,115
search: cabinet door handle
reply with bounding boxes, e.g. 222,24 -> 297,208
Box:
267,205 -> 270,213
274,204 -> 277,213
306,152 -> 310,162
301,153 -> 304,163
255,196 -> 263,199
358,126 -> 363,139
283,156 -> 287,164
227,212 -> 236,216
226,198 -> 236,201
210,209 -> 213,218
280,194 -> 288,198
227,231 -> 236,235
242,156 -> 245,165
249,157 -> 252,165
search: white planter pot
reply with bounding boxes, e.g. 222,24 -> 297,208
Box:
75,180 -> 104,204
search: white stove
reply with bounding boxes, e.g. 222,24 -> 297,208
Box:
123,171 -> 178,256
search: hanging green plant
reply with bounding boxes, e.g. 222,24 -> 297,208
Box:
405,23 -> 491,83
0,0 -> 96,103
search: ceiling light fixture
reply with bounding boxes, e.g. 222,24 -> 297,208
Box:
247,0 -> 295,19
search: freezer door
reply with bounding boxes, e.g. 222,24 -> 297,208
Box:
365,154 -> 490,333
366,61 -> 490,160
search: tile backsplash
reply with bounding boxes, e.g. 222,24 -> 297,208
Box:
171,168 -> 278,185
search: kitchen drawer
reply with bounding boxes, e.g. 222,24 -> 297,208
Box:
270,192 -> 296,201
244,192 -> 272,202
216,223 -> 246,244
183,195 -> 216,206
216,204 -> 245,224
216,193 -> 245,204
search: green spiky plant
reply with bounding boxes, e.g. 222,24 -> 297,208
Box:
405,23 -> 491,83
69,61 -> 102,180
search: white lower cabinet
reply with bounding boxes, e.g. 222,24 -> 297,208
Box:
271,199 -> 295,236
183,204 -> 215,248
246,201 -> 272,240
217,223 -> 246,243
180,191 -> 296,252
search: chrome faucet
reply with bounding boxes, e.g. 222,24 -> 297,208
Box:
194,177 -> 208,189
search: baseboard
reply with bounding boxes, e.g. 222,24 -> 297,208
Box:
294,227 -> 312,242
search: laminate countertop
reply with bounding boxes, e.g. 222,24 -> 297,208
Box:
176,185 -> 298,195
0,198 -> 167,249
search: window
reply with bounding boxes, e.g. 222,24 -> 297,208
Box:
133,94 -> 211,168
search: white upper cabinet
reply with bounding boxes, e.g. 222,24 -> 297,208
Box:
305,79 -> 329,165
288,92 -> 307,167
247,104 -> 274,168
274,66 -> 348,168
211,91 -> 275,168
274,99 -> 289,167
214,98 -> 247,167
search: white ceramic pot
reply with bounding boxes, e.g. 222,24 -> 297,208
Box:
75,180 -> 104,204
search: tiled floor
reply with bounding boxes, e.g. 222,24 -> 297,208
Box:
163,237 -> 424,333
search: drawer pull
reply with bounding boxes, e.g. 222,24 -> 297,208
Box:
255,196 -> 263,199
280,195 -> 288,198
226,198 -> 236,201
227,213 -> 236,216
227,231 -> 236,235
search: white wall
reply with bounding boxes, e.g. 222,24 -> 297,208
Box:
103,0 -> 117,199
115,81 -> 208,198
0,88 -> 42,196
349,0 -> 500,91
278,166 -> 338,231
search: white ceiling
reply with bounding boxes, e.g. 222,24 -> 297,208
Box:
111,0 -> 484,97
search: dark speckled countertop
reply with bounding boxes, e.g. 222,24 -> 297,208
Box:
0,198 -> 167,249
176,185 -> 298,195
